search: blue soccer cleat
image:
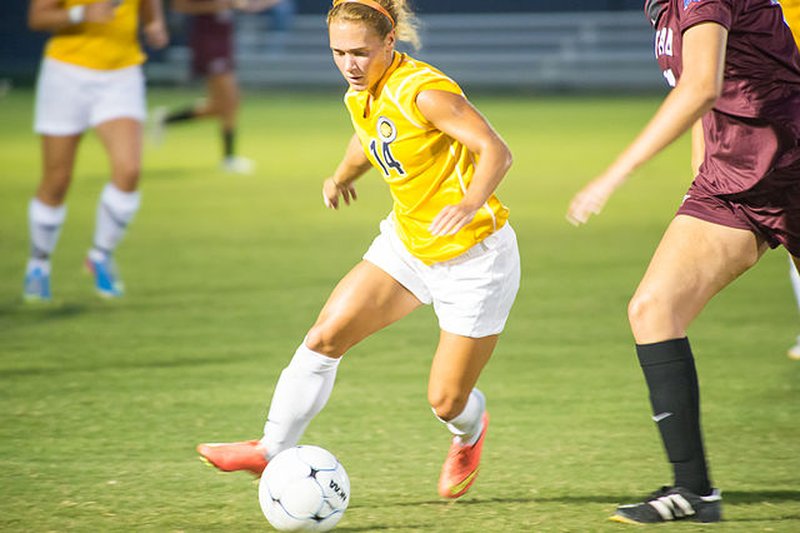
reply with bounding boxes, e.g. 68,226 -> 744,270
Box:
23,261 -> 52,302
85,252 -> 124,298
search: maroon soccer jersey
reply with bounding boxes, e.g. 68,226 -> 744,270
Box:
189,9 -> 235,77
652,0 -> 800,194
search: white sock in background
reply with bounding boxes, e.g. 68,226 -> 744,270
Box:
261,341 -> 341,459
28,197 -> 66,261
436,388 -> 486,446
790,255 -> 800,311
91,183 -> 141,256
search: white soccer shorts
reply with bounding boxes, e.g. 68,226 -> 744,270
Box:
34,58 -> 146,135
363,215 -> 521,338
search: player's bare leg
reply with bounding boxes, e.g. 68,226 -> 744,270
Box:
205,71 -> 251,174
430,332 -> 496,498
613,215 -> 766,524
628,215 -> 766,344
84,118 -> 143,297
24,134 -> 81,301
198,261 -> 422,474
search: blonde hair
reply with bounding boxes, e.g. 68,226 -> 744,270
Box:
328,0 -> 421,50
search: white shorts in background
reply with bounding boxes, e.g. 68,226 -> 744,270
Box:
34,58 -> 146,135
363,215 -> 521,338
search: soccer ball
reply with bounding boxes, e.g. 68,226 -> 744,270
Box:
258,445 -> 350,531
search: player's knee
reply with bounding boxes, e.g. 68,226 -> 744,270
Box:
304,325 -> 348,358
628,290 -> 676,340
113,162 -> 141,189
429,390 -> 468,421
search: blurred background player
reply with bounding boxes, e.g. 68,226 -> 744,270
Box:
568,0 -> 800,524
24,0 -> 168,301
150,0 -> 280,175
196,0 -> 520,500
781,0 -> 800,359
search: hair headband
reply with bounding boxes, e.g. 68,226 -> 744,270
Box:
334,0 -> 396,28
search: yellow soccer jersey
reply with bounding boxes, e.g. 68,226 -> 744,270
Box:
45,0 -> 144,70
344,52 -> 509,264
783,0 -> 800,49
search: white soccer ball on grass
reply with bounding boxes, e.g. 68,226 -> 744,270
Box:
258,445 -> 350,531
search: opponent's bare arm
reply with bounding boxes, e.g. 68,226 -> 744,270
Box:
322,134 -> 372,210
417,90 -> 512,236
141,0 -> 169,49
567,22 -> 727,226
28,0 -> 115,32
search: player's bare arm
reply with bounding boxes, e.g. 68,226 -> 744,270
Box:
417,89 -> 512,236
141,0 -> 169,49
567,22 -> 727,226
28,0 -> 115,32
323,134 -> 372,210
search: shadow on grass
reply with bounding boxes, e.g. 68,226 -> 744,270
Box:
0,354 -> 246,378
337,525 -> 429,532
0,300 -> 89,321
370,489 -> 800,509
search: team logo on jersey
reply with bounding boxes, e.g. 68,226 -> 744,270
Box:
370,117 -> 405,177
378,116 -> 398,143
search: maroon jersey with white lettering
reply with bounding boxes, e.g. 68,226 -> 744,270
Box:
652,0 -> 800,194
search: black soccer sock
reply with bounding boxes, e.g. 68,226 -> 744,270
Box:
165,107 -> 196,124
223,128 -> 235,158
636,338 -> 712,496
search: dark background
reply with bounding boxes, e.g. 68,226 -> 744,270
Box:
0,1 -> 645,79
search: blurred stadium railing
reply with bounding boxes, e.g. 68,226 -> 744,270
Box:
147,11 -> 663,92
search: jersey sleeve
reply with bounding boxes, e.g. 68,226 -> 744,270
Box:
679,0 -> 733,33
409,74 -> 465,126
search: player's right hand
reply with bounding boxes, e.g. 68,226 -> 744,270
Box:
566,172 -> 623,226
322,177 -> 357,210
84,1 -> 116,24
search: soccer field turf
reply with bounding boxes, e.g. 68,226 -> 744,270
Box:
1,88 -> 798,531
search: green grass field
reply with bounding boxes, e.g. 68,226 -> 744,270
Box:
1,87 -> 798,532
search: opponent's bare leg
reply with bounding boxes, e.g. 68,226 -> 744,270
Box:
625,215 -> 766,502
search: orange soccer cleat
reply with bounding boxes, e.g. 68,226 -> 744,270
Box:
196,440 -> 269,476
437,411 -> 489,499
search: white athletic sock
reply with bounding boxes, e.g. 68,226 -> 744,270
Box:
436,388 -> 486,446
92,184 -> 141,256
28,198 -> 66,260
261,341 -> 341,459
790,255 -> 800,311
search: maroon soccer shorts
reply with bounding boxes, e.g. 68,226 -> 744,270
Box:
189,21 -> 234,77
676,169 -> 800,257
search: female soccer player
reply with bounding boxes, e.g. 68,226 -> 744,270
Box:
151,0 -> 279,174
198,0 -> 520,500
567,0 -> 800,524
24,0 -> 168,300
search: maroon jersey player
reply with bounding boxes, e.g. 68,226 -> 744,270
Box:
568,0 -> 800,524
151,0 -> 279,174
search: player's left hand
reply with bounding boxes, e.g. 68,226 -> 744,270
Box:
144,20 -> 169,49
429,202 -> 478,236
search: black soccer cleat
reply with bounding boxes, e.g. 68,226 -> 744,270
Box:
610,486 -> 722,524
